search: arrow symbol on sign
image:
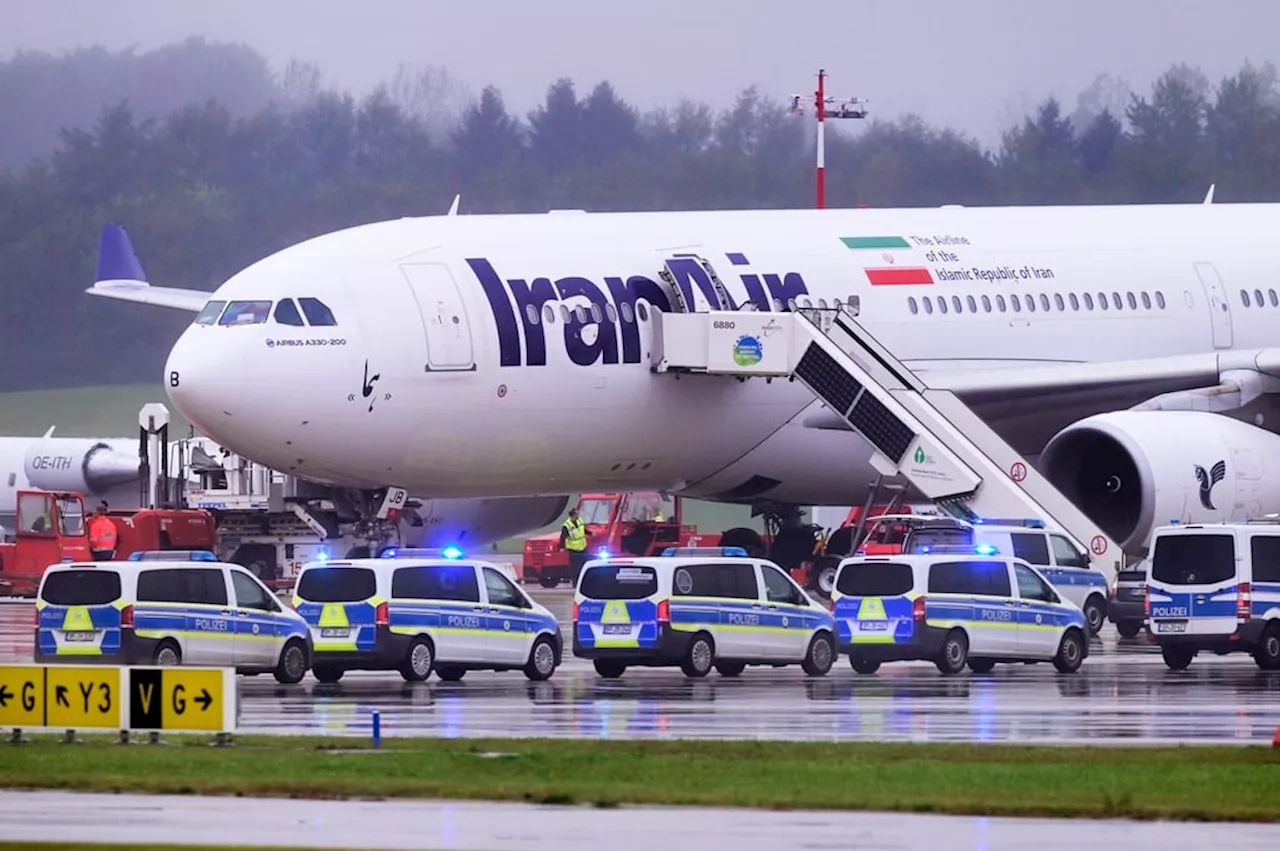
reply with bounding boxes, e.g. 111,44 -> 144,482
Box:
55,685 -> 69,708
0,685 -> 10,707
195,689 -> 213,712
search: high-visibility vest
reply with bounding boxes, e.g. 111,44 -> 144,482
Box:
88,516 -> 117,551
563,517 -> 586,551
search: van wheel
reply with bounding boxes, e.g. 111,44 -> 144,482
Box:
715,661 -> 745,677
153,640 -> 181,667
313,665 -> 343,684
436,665 -> 466,682
593,660 -> 626,678
1161,645 -> 1194,671
968,658 -> 996,674
850,655 -> 880,674
802,632 -> 835,676
400,637 -> 434,682
1082,595 -> 1106,636
1116,620 -> 1142,639
538,571 -> 560,589
524,637 -> 558,681
935,630 -> 968,675
1053,630 -> 1085,674
1253,624 -> 1280,670
681,634 -> 715,678
273,639 -> 309,685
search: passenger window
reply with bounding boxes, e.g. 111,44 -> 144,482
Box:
1250,536 -> 1280,583
637,302 -> 649,322
590,304 -> 603,323
981,295 -> 992,312
1156,292 -> 1166,309
923,297 -> 934,314
218,300 -> 272,326
139,568 -> 228,606
928,560 -> 1010,597
1050,535 -> 1089,568
1126,292 -> 1137,310
1255,289 -> 1265,308
1025,295 -> 1035,312
544,304 -> 557,324
1242,289 -> 1251,307
1011,295 -> 1021,312
1069,293 -> 1079,310
298,298 -> 337,326
1141,292 -> 1152,309
762,565 -> 805,605
951,296 -> 963,313
525,304 -> 540,326
392,565 -> 480,602
673,563 -> 757,599
606,303 -> 617,322
1011,532 -> 1051,565
232,571 -> 278,611
1014,563 -> 1056,602
1112,292 -> 1122,310
1053,294 -> 1064,311
1083,293 -> 1094,310
966,295 -> 977,313
996,295 -> 1006,312
1271,289 -> 1279,308
1098,292 -> 1109,310
274,299 -> 305,327
574,306 -> 587,323
483,567 -> 527,608
908,297 -> 919,315
195,300 -> 227,326
620,302 -> 634,323
560,305 -> 570,323
938,297 -> 948,314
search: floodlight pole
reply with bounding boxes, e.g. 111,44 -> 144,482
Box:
791,69 -> 867,209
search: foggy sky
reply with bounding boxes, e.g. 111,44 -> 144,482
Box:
4,0 -> 1279,148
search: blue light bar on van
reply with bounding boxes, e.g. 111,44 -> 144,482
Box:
596,547 -> 610,559
379,547 -> 466,559
973,518 -> 1045,528
128,550 -> 218,562
661,546 -> 749,558
916,544 -> 1000,555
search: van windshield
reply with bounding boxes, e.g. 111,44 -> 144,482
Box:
296,567 -> 377,602
1151,535 -> 1235,586
836,562 -> 913,596
41,570 -> 121,605
579,564 -> 657,600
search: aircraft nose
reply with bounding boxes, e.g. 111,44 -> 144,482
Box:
164,327 -> 250,438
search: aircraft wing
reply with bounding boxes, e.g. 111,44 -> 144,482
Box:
911,350 -> 1279,454
84,224 -> 213,313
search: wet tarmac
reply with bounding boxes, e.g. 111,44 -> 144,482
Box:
5,594 -> 1280,744
2,790 -> 1278,850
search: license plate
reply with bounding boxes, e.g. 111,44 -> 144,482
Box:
63,631 -> 95,642
860,621 -> 889,631
1157,620 -> 1187,633
320,628 -> 349,638
603,624 -> 632,635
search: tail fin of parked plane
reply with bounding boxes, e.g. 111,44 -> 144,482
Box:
86,223 -> 211,312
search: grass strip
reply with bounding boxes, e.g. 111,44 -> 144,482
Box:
1,735 -> 1278,822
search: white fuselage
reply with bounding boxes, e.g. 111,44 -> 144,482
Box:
162,204 -> 1280,505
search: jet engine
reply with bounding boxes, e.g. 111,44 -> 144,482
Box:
23,438 -> 140,495
400,495 -> 571,549
1039,411 -> 1280,554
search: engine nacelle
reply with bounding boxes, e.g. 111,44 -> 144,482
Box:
401,495 -> 571,548
1040,411 -> 1280,554
23,438 -> 140,495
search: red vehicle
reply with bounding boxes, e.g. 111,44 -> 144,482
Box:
0,490 -> 92,597
793,505 -> 940,595
104,507 -> 217,560
522,492 -> 720,587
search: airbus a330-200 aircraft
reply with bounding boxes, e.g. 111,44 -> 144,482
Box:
88,201 -> 1280,555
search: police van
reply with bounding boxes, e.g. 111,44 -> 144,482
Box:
1145,522 -> 1280,670
34,550 -> 311,684
572,547 -> 837,678
831,547 -> 1089,675
864,515 -> 1112,635
292,547 -> 562,683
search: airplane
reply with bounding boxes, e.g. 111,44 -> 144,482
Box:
86,200 -> 1280,557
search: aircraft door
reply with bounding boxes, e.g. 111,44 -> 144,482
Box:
1193,262 -> 1233,349
399,264 -> 476,371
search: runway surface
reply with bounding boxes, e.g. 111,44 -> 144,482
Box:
5,593 -> 1280,744
2,790 -> 1278,850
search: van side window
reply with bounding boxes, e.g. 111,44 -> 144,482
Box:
392,565 -> 480,602
1011,533 -> 1051,565
138,568 -> 227,606
673,563 -> 758,599
1049,535 -> 1089,568
928,560 -> 1011,597
1250,536 -> 1280,583
1014,563 -> 1056,602
761,564 -> 804,605
231,571 -> 278,611
483,567 -> 527,608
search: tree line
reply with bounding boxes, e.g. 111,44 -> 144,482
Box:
2,41 -> 1279,392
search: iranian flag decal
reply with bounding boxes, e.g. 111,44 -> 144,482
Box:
841,235 -> 935,286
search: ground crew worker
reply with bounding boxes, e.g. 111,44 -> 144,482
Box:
559,507 -> 588,583
88,503 -> 118,561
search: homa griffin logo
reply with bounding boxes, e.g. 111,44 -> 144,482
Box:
1195,459 -> 1227,510
467,252 -> 811,368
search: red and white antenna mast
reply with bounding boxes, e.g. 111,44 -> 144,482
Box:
789,69 -> 867,208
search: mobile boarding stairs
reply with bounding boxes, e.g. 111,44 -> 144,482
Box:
650,303 -> 1123,577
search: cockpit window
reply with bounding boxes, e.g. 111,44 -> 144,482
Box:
218,301 -> 273,326
299,297 -> 337,326
194,300 -> 226,326
274,299 -> 305,327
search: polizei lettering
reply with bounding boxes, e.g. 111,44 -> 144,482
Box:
468,253 -> 811,368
